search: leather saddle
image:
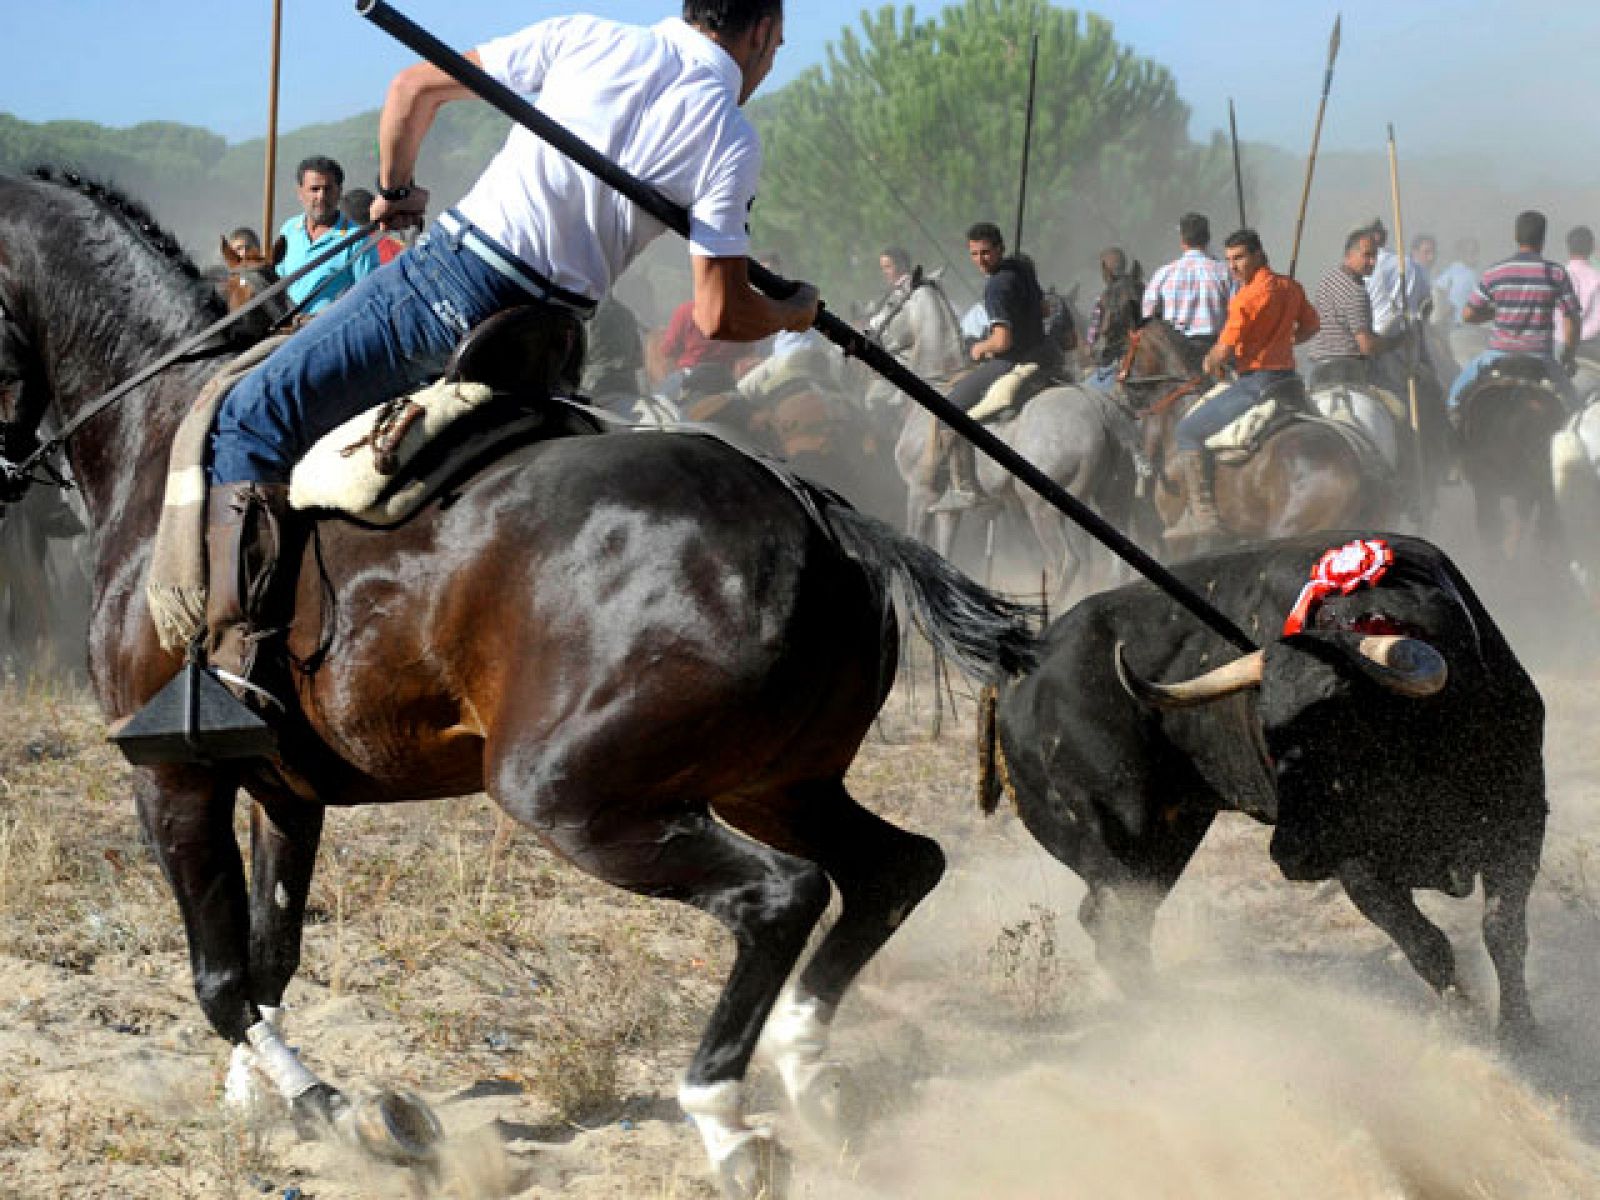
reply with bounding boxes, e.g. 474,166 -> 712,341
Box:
1483,354 -> 1556,386
295,304 -> 605,525
445,303 -> 586,395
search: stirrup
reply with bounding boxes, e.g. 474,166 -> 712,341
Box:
109,659 -> 278,766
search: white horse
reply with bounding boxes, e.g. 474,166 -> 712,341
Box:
878,276 -> 1136,605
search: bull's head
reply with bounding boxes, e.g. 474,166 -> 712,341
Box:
1115,631 -> 1462,882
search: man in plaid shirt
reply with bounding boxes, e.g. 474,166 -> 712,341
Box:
1142,211 -> 1234,353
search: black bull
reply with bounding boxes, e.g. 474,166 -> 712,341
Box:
980,532 -> 1545,1038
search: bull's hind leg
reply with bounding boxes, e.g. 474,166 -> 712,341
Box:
499,780 -> 831,1200
717,780 -> 945,1145
1482,810 -> 1544,1043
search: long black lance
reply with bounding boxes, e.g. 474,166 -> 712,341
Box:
1228,97 -> 1248,230
1287,15 -> 1342,280
818,106 -> 982,305
1014,31 -> 1041,255
354,0 -> 1258,654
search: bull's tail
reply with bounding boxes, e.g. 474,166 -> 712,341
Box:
821,502 -> 1040,683
976,683 -> 1007,815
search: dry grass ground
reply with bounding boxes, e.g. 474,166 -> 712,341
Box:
1,647 -> 1599,1198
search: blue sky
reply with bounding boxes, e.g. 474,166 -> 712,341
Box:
2,1 -> 1598,182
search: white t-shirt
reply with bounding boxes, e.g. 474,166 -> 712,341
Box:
457,15 -> 761,304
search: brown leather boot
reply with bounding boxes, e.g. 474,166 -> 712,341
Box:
1163,450 -> 1223,545
204,482 -> 300,711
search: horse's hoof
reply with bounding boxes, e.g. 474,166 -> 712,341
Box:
789,1060 -> 857,1151
290,1082 -> 350,1142
348,1089 -> 444,1165
715,1129 -> 791,1200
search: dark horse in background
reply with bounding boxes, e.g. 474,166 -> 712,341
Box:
0,170 -> 1037,1199
1098,279 -> 1388,547
1454,357 -> 1566,566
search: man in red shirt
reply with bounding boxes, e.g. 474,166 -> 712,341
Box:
1167,229 -> 1320,543
658,297 -> 749,398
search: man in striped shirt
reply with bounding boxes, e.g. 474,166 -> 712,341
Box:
1448,210 -> 1581,415
1142,211 -> 1233,353
1305,227 -> 1383,388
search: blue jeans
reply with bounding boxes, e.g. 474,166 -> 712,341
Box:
210,220 -> 534,484
1447,350 -> 1579,415
1175,369 -> 1294,452
1087,362 -> 1120,393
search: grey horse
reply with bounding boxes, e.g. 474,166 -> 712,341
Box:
879,275 -> 1136,605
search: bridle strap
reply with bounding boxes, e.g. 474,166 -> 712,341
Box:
12,220 -> 379,479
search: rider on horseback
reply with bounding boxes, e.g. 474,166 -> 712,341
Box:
201,0 -> 819,710
930,222 -> 1057,513
1166,229 -> 1320,545
1305,226 -> 1384,390
1448,210 -> 1582,421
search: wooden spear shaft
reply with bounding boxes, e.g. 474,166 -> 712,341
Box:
1288,15 -> 1341,280
262,0 -> 284,244
1387,122 -> 1428,514
1228,98 -> 1247,230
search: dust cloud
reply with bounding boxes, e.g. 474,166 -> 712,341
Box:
780,700 -> 1600,1200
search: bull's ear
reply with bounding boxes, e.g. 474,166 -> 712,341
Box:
271,235 -> 288,268
220,235 -> 240,268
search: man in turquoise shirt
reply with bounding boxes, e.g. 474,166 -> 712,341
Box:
276,156 -> 378,315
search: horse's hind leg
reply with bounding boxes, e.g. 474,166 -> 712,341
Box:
501,783 -> 830,1197
716,779 -> 944,1144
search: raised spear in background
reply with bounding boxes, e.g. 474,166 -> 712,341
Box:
1387,121 -> 1429,524
1014,30 -> 1041,254
261,0 -> 284,244
1287,14 -> 1341,279
1228,97 -> 1248,230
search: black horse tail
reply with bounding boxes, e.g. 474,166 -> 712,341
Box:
821,502 -> 1040,682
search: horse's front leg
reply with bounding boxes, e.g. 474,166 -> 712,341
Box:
136,770 -> 257,1042
137,773 -> 353,1139
225,792 -> 327,1115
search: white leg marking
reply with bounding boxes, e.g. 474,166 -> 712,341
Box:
246,1020 -> 322,1101
224,1007 -> 286,1113
678,1079 -> 770,1173
762,988 -> 834,1107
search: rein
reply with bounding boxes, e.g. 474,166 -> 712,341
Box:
0,220 -> 378,506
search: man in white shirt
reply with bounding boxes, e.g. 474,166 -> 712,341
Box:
203,2 -> 817,706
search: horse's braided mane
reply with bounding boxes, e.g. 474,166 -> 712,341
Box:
28,166 -> 208,286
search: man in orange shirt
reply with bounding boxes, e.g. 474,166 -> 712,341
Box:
1167,228 -> 1320,542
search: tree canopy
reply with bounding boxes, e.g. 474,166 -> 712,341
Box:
750,0 -> 1236,302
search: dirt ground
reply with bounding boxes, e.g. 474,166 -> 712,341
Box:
3,619 -> 1600,1198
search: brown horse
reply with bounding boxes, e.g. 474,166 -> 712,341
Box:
217,234 -> 290,342
0,170 -> 1037,1197
1118,318 -> 1385,545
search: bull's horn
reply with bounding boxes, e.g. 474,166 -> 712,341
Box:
1353,635 -> 1448,698
1114,642 -> 1264,710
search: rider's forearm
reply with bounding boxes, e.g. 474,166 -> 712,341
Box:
378,59 -> 479,188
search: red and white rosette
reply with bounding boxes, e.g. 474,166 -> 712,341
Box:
1282,539 -> 1394,636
